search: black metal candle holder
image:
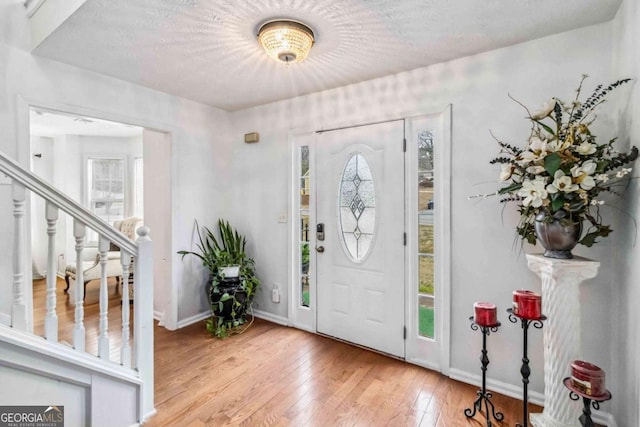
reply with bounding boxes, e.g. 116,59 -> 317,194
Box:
507,308 -> 546,427
563,377 -> 612,427
464,317 -> 504,427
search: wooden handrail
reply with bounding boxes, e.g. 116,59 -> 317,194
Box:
0,150 -> 137,255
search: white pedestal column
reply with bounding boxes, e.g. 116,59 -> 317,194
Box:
526,254 -> 600,427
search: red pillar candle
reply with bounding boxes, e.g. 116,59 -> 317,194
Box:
571,360 -> 605,397
512,290 -> 542,319
474,302 -> 497,326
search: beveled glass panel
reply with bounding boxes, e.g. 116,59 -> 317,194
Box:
340,182 -> 357,207
358,181 -> 375,207
300,215 -> 310,242
340,207 -> 357,232
417,129 -> 436,340
300,275 -> 310,307
419,255 -> 434,295
342,232 -> 357,259
357,157 -> 373,180
343,155 -> 357,181
339,153 -> 376,262
418,191 -> 434,212
418,294 -> 435,338
418,130 -> 434,172
300,146 -> 309,176
358,208 -> 375,234
419,222 -> 434,254
300,243 -> 310,274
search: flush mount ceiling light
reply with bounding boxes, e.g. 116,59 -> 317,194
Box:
258,19 -> 315,63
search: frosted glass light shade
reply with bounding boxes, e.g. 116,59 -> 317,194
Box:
258,20 -> 315,63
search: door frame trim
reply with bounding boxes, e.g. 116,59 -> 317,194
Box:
287,106 -> 452,375
403,106 -> 452,375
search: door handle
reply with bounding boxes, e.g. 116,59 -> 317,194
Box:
316,246 -> 325,253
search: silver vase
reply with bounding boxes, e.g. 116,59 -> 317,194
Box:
534,211 -> 582,259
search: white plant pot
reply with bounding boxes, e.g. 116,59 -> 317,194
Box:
220,265 -> 240,278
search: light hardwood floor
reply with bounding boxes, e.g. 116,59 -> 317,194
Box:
34,278 -> 542,426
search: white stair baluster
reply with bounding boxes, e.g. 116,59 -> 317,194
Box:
120,250 -> 132,368
73,220 -> 86,351
11,181 -> 27,331
134,226 -> 154,417
98,235 -> 110,360
44,201 -> 59,341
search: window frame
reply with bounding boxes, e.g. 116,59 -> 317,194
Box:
288,132 -> 316,332
83,154 -> 129,244
404,109 -> 452,374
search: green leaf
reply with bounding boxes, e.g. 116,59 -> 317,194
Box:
544,152 -> 562,175
498,182 -> 522,195
580,232 -> 599,247
220,293 -> 231,302
533,119 -> 556,136
551,194 -> 565,211
596,161 -> 608,174
599,225 -> 612,238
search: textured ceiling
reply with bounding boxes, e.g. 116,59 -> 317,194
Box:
33,0 -> 621,111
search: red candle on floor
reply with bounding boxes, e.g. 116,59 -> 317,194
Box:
474,302 -> 497,326
512,290 -> 542,319
571,360 -> 605,397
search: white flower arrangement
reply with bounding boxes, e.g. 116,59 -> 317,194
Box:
488,75 -> 638,247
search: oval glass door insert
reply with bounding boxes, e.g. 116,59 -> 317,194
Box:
339,152 -> 376,262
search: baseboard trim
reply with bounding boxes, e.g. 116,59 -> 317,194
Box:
176,311 -> 210,329
174,309 -> 290,329
448,368 -> 615,426
142,408 -> 157,424
252,309 -> 289,326
449,367 -> 544,407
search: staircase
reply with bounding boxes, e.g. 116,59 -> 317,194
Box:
0,150 -> 154,426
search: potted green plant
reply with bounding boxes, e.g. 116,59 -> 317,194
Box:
178,219 -> 260,338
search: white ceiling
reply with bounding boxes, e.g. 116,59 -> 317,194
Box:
30,108 -> 143,138
33,0 -> 621,111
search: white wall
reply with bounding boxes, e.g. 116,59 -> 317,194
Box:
226,23 -> 618,397
611,0 -> 640,424
30,136 -> 54,277
0,1 -> 232,329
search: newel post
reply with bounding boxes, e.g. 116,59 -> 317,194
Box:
134,226 -> 154,419
527,254 -> 600,427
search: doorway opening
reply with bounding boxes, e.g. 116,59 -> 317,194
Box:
26,106 -> 174,339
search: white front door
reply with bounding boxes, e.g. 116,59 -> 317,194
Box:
315,120 -> 405,358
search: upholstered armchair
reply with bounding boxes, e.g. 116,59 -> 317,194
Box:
64,217 -> 143,300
